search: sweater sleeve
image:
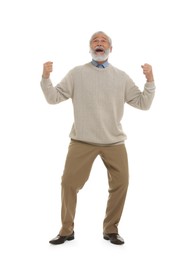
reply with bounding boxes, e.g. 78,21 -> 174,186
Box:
125,76 -> 155,110
40,71 -> 73,104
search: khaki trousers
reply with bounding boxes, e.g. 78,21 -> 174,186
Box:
59,140 -> 129,236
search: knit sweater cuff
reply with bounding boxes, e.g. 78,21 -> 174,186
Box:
41,77 -> 52,88
145,81 -> 156,91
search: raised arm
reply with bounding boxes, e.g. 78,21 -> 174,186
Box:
125,64 -> 155,110
40,61 -> 73,104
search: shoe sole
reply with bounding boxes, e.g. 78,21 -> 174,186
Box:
49,235 -> 74,245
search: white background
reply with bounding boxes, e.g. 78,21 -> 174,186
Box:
0,0 -> 193,259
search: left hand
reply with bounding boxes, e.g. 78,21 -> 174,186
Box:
141,63 -> 154,82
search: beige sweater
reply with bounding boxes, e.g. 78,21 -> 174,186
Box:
40,62 -> 155,144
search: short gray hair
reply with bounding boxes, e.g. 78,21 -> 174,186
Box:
89,31 -> 112,47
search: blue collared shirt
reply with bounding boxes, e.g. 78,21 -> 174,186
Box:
91,59 -> 109,68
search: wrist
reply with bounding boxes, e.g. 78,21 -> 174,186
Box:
42,74 -> 50,79
146,77 -> 154,82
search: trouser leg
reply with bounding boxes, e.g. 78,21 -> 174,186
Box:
59,141 -> 98,236
101,144 -> 129,234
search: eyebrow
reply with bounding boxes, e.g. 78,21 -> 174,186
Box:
92,36 -> 108,41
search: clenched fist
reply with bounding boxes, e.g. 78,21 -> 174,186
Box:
42,61 -> 53,79
141,63 -> 154,82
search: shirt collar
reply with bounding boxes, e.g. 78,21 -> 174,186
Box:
91,59 -> 109,68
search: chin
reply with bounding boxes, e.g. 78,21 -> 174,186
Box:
95,56 -> 108,62
91,53 -> 109,62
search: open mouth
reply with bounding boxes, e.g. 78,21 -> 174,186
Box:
95,47 -> 105,54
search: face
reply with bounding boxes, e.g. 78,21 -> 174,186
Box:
90,33 -> 112,63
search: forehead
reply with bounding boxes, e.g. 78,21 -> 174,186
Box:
91,34 -> 109,41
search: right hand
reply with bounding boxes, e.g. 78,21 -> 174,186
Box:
42,61 -> 53,79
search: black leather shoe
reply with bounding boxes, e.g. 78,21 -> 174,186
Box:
103,233 -> 124,245
49,231 -> 74,245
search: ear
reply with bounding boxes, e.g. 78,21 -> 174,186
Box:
110,46 -> 113,53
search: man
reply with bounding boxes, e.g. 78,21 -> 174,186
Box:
40,31 -> 155,245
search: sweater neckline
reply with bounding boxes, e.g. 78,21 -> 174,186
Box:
88,62 -> 112,71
